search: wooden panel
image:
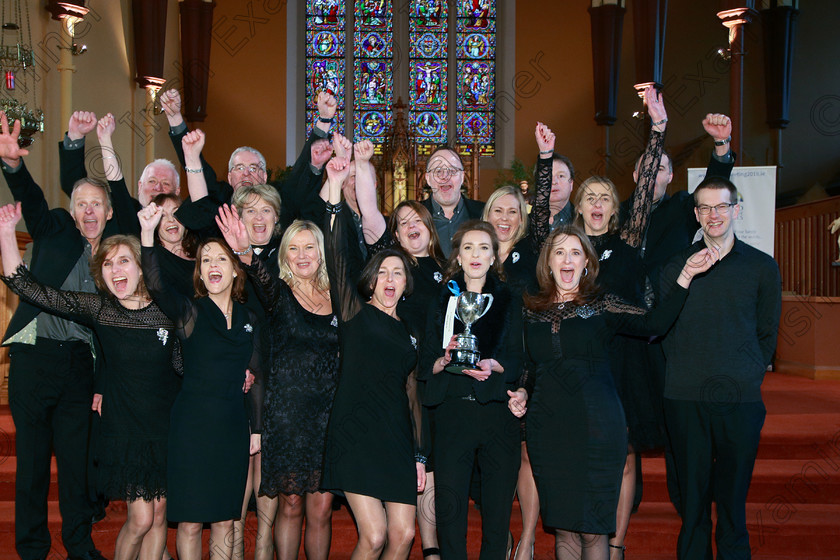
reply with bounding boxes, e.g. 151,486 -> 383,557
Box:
775,196 -> 840,296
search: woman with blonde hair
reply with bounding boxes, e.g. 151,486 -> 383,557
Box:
217,208 -> 339,560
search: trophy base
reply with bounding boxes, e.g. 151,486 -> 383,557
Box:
446,347 -> 480,374
445,362 -> 477,375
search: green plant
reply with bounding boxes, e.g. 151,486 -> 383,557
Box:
493,157 -> 531,190
267,165 -> 294,184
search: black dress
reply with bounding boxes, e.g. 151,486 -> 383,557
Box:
153,245 -> 195,298
522,290 -> 687,534
320,212 -> 424,506
142,247 -> 264,523
243,257 -> 339,497
2,265 -> 180,501
589,127 -> 667,451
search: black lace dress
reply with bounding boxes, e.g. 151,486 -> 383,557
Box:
1,265 -> 180,502
243,257 -> 339,497
142,247 -> 264,523
589,127 -> 668,451
320,212 -> 425,505
522,290 -> 687,533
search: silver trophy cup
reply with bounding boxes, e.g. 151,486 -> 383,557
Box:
446,291 -> 494,374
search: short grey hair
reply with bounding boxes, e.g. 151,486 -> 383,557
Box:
228,146 -> 267,172
70,177 -> 112,213
140,159 -> 180,189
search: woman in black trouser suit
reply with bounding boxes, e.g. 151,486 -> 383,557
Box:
420,220 -> 522,560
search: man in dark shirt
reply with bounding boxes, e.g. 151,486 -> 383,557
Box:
660,176 -> 781,560
545,152 -> 576,231
0,114 -> 116,560
420,146 -> 484,257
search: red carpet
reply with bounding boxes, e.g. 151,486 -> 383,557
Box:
1,371 -> 839,559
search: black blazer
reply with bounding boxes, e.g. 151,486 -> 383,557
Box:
2,161 -> 136,339
419,272 -> 522,406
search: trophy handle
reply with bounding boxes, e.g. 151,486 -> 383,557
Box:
482,294 -> 494,315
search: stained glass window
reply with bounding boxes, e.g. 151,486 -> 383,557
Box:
305,0 -> 346,136
409,0 -> 448,154
353,0 -> 393,150
303,0 -> 497,158
456,0 -> 496,156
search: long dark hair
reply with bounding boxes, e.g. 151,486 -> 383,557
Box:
151,193 -> 197,259
193,238 -> 247,303
442,220 -> 506,283
357,248 -> 414,300
91,235 -> 149,300
524,225 -> 601,311
387,200 -> 444,266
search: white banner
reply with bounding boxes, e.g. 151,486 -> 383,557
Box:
687,166 -> 777,257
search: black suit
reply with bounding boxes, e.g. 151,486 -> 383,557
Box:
2,161 -> 133,560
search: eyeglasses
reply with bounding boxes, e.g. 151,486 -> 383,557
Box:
426,166 -> 464,181
696,203 -> 735,215
230,163 -> 265,174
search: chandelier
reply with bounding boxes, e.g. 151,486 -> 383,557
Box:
0,0 -> 44,147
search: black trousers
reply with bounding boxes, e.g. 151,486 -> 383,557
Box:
433,398 -> 520,560
664,398 -> 765,560
9,340 -> 96,560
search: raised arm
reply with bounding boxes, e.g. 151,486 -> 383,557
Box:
160,88 -> 185,130
621,85 -> 666,248
246,311 -> 265,455
0,112 -> 30,168
96,113 -> 122,182
94,114 -> 141,235
354,139 -> 386,243
324,156 -> 363,323
139,203 -> 197,337
217,203 -> 281,312
161,89 -> 227,203
703,113 -> 736,180
0,203 -> 101,325
60,111 -> 97,197
531,122 -> 554,251
182,130 -> 210,202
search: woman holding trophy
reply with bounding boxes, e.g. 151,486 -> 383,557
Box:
419,220 -> 523,560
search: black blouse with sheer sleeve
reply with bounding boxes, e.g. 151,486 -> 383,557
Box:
2,264 -> 180,501
589,128 -> 665,305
